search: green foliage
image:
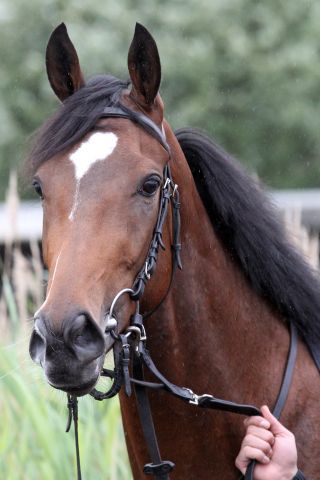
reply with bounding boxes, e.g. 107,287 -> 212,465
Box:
0,217 -> 131,478
1,0 -> 320,200
0,339 -> 132,479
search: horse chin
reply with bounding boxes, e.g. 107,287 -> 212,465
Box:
45,352 -> 106,397
62,334 -> 117,396
50,376 -> 99,397
34,330 -> 118,397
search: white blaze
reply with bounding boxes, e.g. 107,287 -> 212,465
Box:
69,132 -> 118,220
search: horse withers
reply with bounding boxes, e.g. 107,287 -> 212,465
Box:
28,23 -> 320,478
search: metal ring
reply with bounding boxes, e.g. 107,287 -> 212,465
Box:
110,329 -> 120,340
108,287 -> 135,319
130,280 -> 145,301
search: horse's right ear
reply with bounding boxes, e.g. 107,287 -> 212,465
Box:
46,23 -> 85,102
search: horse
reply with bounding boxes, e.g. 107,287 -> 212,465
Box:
27,22 -> 320,479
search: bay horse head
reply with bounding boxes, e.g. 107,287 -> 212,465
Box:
29,23 -> 176,396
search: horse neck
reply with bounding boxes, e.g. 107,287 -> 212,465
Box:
145,130 -> 290,401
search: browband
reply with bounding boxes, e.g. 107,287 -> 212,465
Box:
101,106 -> 170,155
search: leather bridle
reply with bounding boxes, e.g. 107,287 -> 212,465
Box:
65,104 -> 298,480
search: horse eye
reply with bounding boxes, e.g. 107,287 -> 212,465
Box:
32,180 -> 43,199
139,177 -> 161,197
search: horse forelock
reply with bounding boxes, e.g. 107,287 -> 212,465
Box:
175,127 -> 320,356
25,75 -> 130,177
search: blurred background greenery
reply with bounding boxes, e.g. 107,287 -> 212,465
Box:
0,339 -> 131,479
1,1 -> 320,478
0,241 -> 132,479
1,0 -> 320,202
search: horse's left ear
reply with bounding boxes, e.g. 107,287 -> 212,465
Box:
46,23 -> 85,102
127,23 -> 161,108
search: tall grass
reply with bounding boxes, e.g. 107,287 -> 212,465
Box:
0,174 -> 132,479
0,341 -> 132,479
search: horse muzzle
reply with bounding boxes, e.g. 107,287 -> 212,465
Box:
29,312 -> 107,396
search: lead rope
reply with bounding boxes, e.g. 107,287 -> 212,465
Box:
242,321 -> 298,480
66,395 -> 82,480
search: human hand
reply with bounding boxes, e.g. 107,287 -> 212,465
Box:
235,405 -> 298,480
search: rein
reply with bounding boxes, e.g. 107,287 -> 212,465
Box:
65,105 -> 298,480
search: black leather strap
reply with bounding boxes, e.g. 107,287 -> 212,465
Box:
102,105 -> 170,154
139,344 -> 261,416
273,322 -> 298,419
66,395 -> 82,480
243,461 -> 255,480
131,164 -> 181,303
133,355 -> 175,480
90,338 -> 128,401
243,322 -> 298,480
292,470 -> 306,480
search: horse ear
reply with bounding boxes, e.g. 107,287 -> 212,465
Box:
127,23 -> 161,107
46,23 -> 85,102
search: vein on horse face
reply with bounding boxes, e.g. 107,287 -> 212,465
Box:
68,132 -> 118,220
35,250 -> 62,316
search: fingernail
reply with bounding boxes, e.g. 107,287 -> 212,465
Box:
260,420 -> 270,428
263,456 -> 270,464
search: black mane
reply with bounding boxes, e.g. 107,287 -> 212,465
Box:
26,75 -> 129,175
176,127 -> 320,358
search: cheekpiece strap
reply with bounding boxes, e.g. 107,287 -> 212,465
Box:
131,164 -> 181,302
101,105 -> 181,304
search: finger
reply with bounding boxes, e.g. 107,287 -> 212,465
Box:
261,405 -> 292,436
235,446 -> 270,474
246,425 -> 275,446
241,434 -> 273,457
244,415 -> 270,430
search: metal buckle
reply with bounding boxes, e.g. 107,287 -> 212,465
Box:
189,395 -> 200,405
183,387 -> 199,405
125,325 -> 147,342
183,388 -> 213,406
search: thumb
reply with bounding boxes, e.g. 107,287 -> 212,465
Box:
261,405 -> 289,436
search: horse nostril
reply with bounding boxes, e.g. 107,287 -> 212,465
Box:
64,313 -> 106,363
29,329 -> 46,365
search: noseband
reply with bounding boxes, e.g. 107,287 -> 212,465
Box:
65,104 -> 298,480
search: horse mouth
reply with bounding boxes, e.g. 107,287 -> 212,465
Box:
49,376 -> 99,397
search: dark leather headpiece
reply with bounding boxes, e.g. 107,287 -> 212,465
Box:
101,106 -> 170,155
